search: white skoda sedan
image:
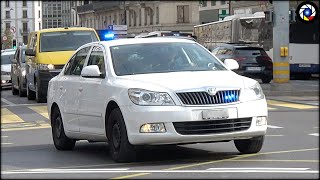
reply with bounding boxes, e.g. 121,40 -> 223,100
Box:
47,38 -> 268,162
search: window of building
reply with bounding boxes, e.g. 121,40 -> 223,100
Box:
5,0 -> 9,7
6,11 -> 10,19
23,36 -> 28,44
133,11 -> 137,26
221,0 -> 226,5
22,0 -> 27,7
139,9 -> 141,26
156,7 -> 159,24
23,22 -> 28,32
38,1 -> 41,6
114,14 -> 117,25
149,9 -> 153,25
144,8 -> 147,26
23,10 -> 28,18
177,5 -> 189,23
38,10 -> 41,18
211,1 -> 216,6
6,22 -> 10,29
202,1 -> 207,7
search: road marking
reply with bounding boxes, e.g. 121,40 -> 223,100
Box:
309,133 -> 319,137
226,159 -> 318,163
2,103 -> 46,108
1,123 -> 51,132
2,169 -> 318,174
267,107 -> 276,110
267,125 -> 283,129
206,167 -> 309,170
1,136 -> 9,138
267,100 -> 318,109
1,97 -> 16,106
28,106 -> 49,119
1,143 -> 13,145
111,148 -> 319,179
1,108 -> 25,124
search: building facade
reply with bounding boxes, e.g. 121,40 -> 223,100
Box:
1,0 -> 42,45
77,1 -> 200,36
42,0 -> 72,29
199,0 -> 230,24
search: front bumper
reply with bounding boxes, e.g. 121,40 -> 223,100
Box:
1,75 -> 12,88
37,70 -> 61,93
120,99 -> 268,145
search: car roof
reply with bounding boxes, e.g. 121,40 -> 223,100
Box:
31,27 -> 96,33
1,50 -> 16,55
98,37 -> 195,47
217,43 -> 263,49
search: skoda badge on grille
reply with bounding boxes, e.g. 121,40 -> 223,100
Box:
207,88 -> 217,96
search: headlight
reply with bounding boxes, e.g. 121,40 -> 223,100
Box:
128,88 -> 175,106
239,82 -> 265,102
38,64 -> 54,70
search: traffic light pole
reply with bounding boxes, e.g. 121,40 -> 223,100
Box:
272,1 -> 290,83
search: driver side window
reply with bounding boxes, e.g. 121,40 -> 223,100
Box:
64,46 -> 91,76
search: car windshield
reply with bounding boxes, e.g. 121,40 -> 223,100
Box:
110,42 -> 227,76
1,54 -> 15,65
40,31 -> 98,52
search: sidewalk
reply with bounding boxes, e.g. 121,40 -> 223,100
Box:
260,80 -> 319,96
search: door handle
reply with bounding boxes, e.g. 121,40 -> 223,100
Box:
78,87 -> 83,92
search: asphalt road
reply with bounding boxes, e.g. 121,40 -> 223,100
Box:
1,89 -> 319,179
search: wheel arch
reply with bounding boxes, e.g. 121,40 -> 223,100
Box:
50,102 -> 59,125
105,100 -> 122,140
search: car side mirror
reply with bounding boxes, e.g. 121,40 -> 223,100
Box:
224,59 -> 239,70
81,65 -> 105,78
25,49 -> 35,56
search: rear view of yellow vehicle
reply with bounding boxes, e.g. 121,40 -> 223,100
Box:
25,27 -> 100,103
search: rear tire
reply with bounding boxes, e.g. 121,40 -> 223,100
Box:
51,106 -> 76,150
234,136 -> 264,154
107,108 -> 136,163
261,77 -> 272,84
27,83 -> 36,100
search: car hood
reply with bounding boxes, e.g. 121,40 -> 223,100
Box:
114,71 -> 254,92
37,51 -> 74,65
1,64 -> 11,72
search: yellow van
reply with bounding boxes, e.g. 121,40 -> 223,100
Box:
25,27 -> 100,103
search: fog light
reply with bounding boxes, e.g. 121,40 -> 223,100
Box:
256,116 -> 267,126
48,64 -> 54,70
140,123 -> 166,133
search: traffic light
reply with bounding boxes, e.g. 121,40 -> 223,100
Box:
12,39 -> 17,49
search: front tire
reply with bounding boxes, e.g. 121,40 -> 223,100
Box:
234,136 -> 264,154
107,108 -> 136,163
261,77 -> 272,84
18,79 -> 27,97
27,83 -> 36,100
35,80 -> 46,103
51,106 -> 76,150
12,83 -> 18,95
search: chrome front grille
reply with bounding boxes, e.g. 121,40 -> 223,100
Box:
173,117 -> 252,135
176,90 -> 240,105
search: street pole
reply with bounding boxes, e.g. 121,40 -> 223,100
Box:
272,1 -> 290,83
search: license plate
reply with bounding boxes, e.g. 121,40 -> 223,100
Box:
246,67 -> 262,71
202,109 -> 229,120
299,64 -> 311,67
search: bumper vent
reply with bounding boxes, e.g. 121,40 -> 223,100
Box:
173,118 -> 252,135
